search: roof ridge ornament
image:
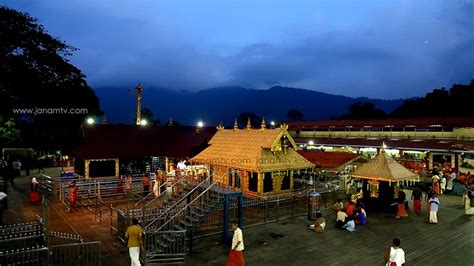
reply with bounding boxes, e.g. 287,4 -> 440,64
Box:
261,117 -> 266,130
217,121 -> 224,130
247,118 -> 251,130
234,118 -> 239,130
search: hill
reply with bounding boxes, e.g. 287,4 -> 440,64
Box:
94,86 -> 405,126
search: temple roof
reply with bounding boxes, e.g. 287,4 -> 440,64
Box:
191,127 -> 314,172
350,151 -> 418,182
70,124 -> 216,159
286,117 -> 474,130
297,150 -> 363,170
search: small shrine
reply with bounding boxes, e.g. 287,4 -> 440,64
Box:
349,147 -> 419,212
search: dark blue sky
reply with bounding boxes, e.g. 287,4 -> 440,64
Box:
4,0 -> 474,99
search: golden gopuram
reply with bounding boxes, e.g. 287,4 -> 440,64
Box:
190,119 -> 314,196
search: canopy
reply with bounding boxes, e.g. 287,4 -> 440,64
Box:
350,151 -> 418,182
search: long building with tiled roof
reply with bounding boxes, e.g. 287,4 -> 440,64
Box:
286,117 -> 474,173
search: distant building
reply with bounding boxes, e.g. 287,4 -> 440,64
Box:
70,124 -> 216,178
286,117 -> 474,173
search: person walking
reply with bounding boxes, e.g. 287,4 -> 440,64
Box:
142,174 -> 150,196
126,174 -> 132,194
429,194 -> 440,224
227,222 -> 245,266
12,159 -> 21,180
125,218 -> 143,266
0,191 -> 7,226
69,181 -> 78,210
411,187 -> 422,215
384,238 -> 405,266
395,187 -> 408,219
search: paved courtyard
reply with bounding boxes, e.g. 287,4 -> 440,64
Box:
3,169 -> 473,266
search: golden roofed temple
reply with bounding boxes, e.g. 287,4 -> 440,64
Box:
190,120 -> 314,196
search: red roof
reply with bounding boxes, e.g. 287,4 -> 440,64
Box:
297,150 -> 360,170
293,137 -> 474,152
286,117 -> 474,130
70,124 -> 216,159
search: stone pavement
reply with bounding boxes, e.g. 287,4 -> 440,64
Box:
186,193 -> 473,266
2,169 -> 473,265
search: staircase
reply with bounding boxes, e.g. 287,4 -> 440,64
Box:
142,173 -> 236,264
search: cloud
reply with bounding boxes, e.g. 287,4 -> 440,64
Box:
4,0 -> 474,99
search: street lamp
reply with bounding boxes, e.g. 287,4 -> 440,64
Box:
197,121 -> 204,128
308,140 -> 314,145
140,119 -> 148,126
86,117 -> 95,125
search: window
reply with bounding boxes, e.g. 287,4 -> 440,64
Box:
249,172 -> 258,192
281,173 -> 290,190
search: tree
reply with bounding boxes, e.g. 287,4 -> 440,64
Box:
287,109 -> 304,121
0,118 -> 21,147
391,81 -> 474,118
237,112 -> 262,128
0,6 -> 102,151
339,102 -> 386,119
134,108 -> 161,125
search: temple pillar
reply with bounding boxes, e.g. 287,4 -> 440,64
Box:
454,153 -> 459,173
272,172 -> 283,193
115,159 -> 120,177
85,159 -> 90,179
257,172 -> 263,194
290,170 -> 294,191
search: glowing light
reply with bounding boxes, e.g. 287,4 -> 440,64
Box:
270,121 -> 275,126
86,117 -> 95,125
197,121 -> 204,127
308,140 -> 314,145
141,119 -> 148,126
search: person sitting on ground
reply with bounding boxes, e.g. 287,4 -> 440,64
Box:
332,199 -> 343,213
309,212 -> 326,233
336,209 -> 348,229
355,206 -> 367,225
345,200 -> 356,217
342,217 -> 356,232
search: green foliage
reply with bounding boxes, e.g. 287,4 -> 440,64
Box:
287,109 -> 304,121
0,118 -> 21,146
391,81 -> 474,118
0,6 -> 102,150
339,102 -> 386,120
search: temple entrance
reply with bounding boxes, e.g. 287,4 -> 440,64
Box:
263,172 -> 272,192
248,172 -> 258,192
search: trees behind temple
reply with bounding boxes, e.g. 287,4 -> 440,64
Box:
391,80 -> 474,118
340,80 -> 474,120
0,6 -> 102,150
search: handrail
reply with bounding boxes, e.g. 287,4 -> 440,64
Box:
135,174 -> 185,207
150,173 -> 228,231
144,172 -> 219,229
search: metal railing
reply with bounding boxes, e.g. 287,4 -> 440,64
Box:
0,216 -> 45,252
0,247 -> 48,266
195,189 -> 346,237
142,231 -> 186,265
48,241 -> 101,266
144,172 -> 222,230
150,173 -> 230,232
